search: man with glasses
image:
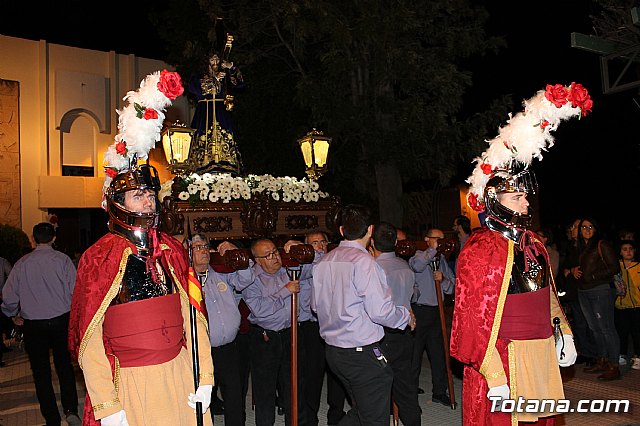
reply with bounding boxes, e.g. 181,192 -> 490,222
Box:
191,234 -> 255,425
409,228 -> 455,407
243,238 -> 317,426
300,231 -> 344,426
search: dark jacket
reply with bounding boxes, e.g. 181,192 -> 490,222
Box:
577,239 -> 619,291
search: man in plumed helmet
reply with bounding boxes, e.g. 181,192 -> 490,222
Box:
68,71 -> 214,426
450,82 -> 594,425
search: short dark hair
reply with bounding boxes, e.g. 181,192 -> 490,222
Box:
33,222 -> 55,244
454,215 -> 472,235
535,227 -> 554,245
340,204 -> 371,240
372,222 -> 397,253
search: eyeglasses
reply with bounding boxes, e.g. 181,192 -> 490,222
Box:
255,248 -> 280,260
310,240 -> 328,246
193,244 -> 210,252
581,225 -> 594,230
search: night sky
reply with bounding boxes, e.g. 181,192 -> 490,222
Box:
3,0 -> 638,238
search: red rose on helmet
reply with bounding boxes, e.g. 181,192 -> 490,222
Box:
481,163 -> 493,175
115,141 -> 127,155
544,84 -> 569,108
106,168 -> 118,178
567,82 -> 593,116
540,120 -> 549,129
468,192 -> 485,212
143,108 -> 159,120
158,70 -> 184,100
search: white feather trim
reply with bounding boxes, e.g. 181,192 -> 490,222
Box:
102,70 -> 182,193
466,84 -> 591,210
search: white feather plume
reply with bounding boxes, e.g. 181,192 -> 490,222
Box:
466,83 -> 592,210
102,71 -> 181,194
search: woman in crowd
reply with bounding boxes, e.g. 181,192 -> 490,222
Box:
560,218 -> 597,364
614,240 -> 640,369
570,217 -> 621,380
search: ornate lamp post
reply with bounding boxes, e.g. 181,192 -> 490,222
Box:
297,129 -> 331,180
161,121 -> 196,175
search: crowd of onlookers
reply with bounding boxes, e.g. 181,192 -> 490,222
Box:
538,219 -> 639,381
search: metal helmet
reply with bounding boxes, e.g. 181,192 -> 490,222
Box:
105,163 -> 161,254
484,165 -> 537,242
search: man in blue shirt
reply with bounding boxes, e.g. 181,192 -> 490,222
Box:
192,234 -> 255,426
243,238 -> 313,426
313,204 -> 415,426
409,228 -> 455,407
372,222 -> 421,426
2,222 -> 81,425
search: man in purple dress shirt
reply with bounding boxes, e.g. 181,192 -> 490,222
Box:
243,238 -> 314,426
1,222 -> 81,426
372,222 -> 421,426
312,204 -> 416,426
192,234 -> 255,426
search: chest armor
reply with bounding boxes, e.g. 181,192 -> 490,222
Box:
508,249 -> 549,294
111,254 -> 174,305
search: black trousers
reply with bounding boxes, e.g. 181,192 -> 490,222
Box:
249,325 -> 307,426
326,365 -> 347,424
211,338 -> 245,425
325,342 -> 393,426
411,304 -> 448,396
236,331 -> 251,416
381,330 -> 421,426
22,312 -> 78,426
300,321 -> 325,426
615,307 -> 640,356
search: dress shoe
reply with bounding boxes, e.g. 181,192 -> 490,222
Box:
583,357 -> 607,373
417,387 -> 425,394
64,411 -> 82,426
432,393 -> 451,407
597,364 -> 621,381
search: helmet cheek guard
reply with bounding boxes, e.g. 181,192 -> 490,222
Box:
105,164 -> 162,253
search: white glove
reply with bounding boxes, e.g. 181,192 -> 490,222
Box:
100,410 -> 129,426
556,334 -> 577,367
188,384 -> 213,413
487,384 -> 510,411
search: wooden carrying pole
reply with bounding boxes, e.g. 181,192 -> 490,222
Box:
431,257 -> 457,410
287,267 -> 300,426
281,243 -> 314,426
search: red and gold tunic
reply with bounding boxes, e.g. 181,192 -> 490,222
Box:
450,227 -> 571,426
68,233 -> 213,426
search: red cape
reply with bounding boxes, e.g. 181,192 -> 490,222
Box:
450,227 -> 513,425
68,232 -> 190,425
450,227 -> 563,425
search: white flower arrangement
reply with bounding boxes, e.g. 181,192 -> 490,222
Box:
163,173 -> 329,204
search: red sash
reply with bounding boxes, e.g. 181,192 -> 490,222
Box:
498,286 -> 553,340
103,293 -> 185,367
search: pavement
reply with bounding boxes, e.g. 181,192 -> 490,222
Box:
1,337 -> 639,425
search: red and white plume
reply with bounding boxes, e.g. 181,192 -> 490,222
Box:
466,82 -> 593,212
102,69 -> 184,197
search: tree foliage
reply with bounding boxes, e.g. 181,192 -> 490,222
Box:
154,0 -> 511,212
0,224 -> 32,265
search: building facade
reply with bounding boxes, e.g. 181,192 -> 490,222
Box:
0,34 -> 188,240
